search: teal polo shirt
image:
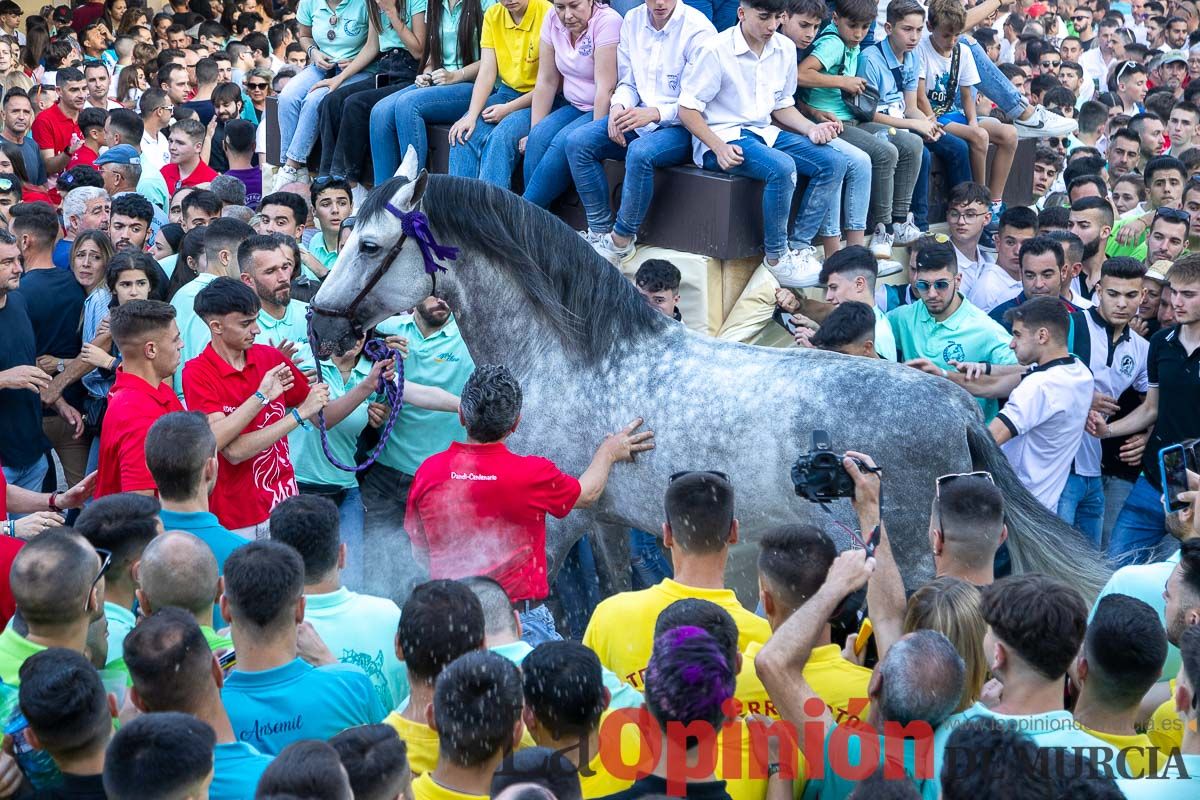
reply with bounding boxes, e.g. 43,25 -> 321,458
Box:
801,725 -> 939,800
292,357 -> 373,489
1092,551 -> 1181,683
222,657 -> 387,755
307,237 -> 338,273
297,0 -> 370,62
171,272 -> 220,401
807,24 -> 859,122
491,640 -> 645,711
104,601 -> 137,666
303,587 -> 408,711
257,300 -> 314,372
158,252 -> 178,279
211,741 -> 273,800
379,0 -> 428,52
374,314 -> 473,475
159,508 -> 246,574
887,295 -> 1018,420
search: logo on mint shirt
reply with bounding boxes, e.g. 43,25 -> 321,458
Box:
942,342 -> 966,364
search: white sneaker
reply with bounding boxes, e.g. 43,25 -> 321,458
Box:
870,224 -> 895,260
593,232 -> 635,266
1014,105 -> 1078,140
578,228 -> 604,246
892,214 -> 922,246
350,183 -> 369,210
274,164 -> 310,191
766,247 -> 822,289
877,259 -> 904,278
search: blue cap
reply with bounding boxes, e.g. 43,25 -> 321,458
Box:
94,145 -> 140,166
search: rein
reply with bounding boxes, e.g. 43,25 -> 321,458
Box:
305,203 -> 460,473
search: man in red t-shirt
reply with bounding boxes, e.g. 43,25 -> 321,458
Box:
181,266 -> 329,539
405,364 -> 653,644
161,117 -> 218,197
95,300 -> 186,498
31,67 -> 87,176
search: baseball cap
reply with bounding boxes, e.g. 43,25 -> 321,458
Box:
94,145 -> 140,167
1155,50 -> 1188,68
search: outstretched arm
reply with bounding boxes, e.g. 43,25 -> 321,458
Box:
575,418 -> 654,508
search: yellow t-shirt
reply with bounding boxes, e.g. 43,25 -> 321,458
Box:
480,0 -> 549,94
579,712 -> 637,798
1076,726 -> 1159,778
412,773 -> 487,800
1147,680 -> 1188,755
386,711 -> 441,776
583,579 -> 772,692
735,641 -> 873,727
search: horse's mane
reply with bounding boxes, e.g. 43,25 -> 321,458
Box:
362,175 -> 669,362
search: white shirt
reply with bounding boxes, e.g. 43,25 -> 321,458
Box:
954,241 -> 996,304
872,305 -> 898,361
1079,47 -> 1117,90
998,357 -> 1095,509
970,264 -> 1022,313
610,2 -> 716,134
916,36 -> 980,115
678,25 -> 797,166
141,130 -> 170,176
1069,307 -> 1150,476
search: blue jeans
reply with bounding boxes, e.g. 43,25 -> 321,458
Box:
523,104 -> 590,207
337,487 -> 365,592
701,129 -> 847,257
816,137 -> 870,242
554,536 -> 601,640
2,458 -> 48,519
448,84 -> 533,188
1108,475 -> 1168,566
519,603 -> 563,646
920,131 -> 972,220
629,528 -> 673,590
1103,476 -> 1135,544
371,82 -> 475,185
566,118 -> 693,239
279,64 -> 370,164
966,38 -> 1026,119
1057,472 -> 1105,548
912,147 -> 931,229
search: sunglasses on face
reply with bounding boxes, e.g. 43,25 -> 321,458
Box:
246,81 -> 268,89
1041,60 -> 1062,68
915,279 -> 953,293
88,547 -> 113,610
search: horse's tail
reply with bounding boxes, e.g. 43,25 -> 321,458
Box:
966,423 -> 1111,602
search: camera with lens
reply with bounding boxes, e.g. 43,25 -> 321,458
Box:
792,430 -> 866,503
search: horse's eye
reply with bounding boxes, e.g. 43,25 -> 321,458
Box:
359,240 -> 380,256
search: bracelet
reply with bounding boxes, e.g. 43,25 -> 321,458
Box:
253,391 -> 269,406
48,492 -> 59,513
4,521 -> 14,537
291,408 -> 310,430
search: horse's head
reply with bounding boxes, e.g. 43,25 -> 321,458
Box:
309,149 -> 444,356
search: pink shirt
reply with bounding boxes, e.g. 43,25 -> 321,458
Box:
541,3 -> 622,111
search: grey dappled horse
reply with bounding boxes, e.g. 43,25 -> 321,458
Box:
308,155 -> 1111,604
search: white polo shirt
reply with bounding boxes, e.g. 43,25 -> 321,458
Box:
1069,307 -> 1150,476
997,356 -> 1095,509
969,263 -> 1021,313
678,25 -> 798,166
954,241 -> 996,307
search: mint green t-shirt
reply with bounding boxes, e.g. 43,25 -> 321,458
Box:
303,587 -> 409,711
298,0 -> 371,63
104,601 -> 138,666
1092,552 -> 1180,683
222,657 -> 387,755
158,252 -> 178,280
171,272 -> 219,401
490,640 -> 645,711
307,236 -> 339,273
436,0 -> 497,72
380,0 -> 428,53
0,627 -> 46,686
806,26 -> 858,122
211,741 -> 273,800
257,300 -> 313,372
801,726 -> 939,800
374,313 -> 473,475
292,357 -> 373,489
887,295 -> 1018,420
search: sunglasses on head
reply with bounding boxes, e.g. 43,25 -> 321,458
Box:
1115,60 -> 1140,82
934,472 -> 995,535
88,547 -> 112,610
1155,207 -> 1191,223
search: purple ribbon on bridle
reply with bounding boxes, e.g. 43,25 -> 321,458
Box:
306,205 -> 459,472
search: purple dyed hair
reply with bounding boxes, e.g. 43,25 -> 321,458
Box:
644,625 -> 735,731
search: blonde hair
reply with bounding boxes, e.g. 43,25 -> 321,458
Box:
903,577 -> 987,713
927,0 -> 966,34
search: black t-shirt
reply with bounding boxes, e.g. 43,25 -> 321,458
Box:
0,292 -> 48,468
180,99 -> 215,127
16,267 -> 86,412
1142,325 -> 1200,485
599,775 -> 732,800
209,122 -> 229,174
34,771 -> 108,799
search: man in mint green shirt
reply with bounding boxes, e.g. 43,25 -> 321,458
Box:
240,237 -> 314,372
270,495 -> 409,711
0,530 -> 105,686
365,297 -> 474,597
888,239 -> 1017,420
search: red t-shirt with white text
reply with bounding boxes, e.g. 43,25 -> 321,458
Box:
182,343 -> 309,529
404,441 -> 582,602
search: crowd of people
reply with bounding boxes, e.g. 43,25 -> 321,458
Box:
0,0 -> 1199,797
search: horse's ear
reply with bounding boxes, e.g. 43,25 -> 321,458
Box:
396,146 -> 420,181
393,169 -> 428,212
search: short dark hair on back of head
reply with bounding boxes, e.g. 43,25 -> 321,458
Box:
981,574 -> 1088,680
103,712 -> 216,800
223,118 -> 256,153
491,748 -> 583,800
663,471 -> 735,553
123,607 -> 215,713
255,740 -> 352,800
1101,256 -> 1147,280
434,651 -> 524,766
1078,100 -> 1109,134
1063,155 -> 1108,188
111,193 -> 155,224
835,0 -> 878,23
1037,206 -> 1071,231
74,492 -> 161,571
77,107 -> 107,136
460,575 -> 519,639
757,524 -> 837,612
145,412 -> 217,501
222,541 -> 305,630
399,580 -> 485,682
818,244 -> 878,287
193,275 -> 260,319
1071,195 -> 1116,226
653,598 -> 739,672
18,648 -> 112,759
459,364 -> 522,442
10,530 -> 98,626
948,181 -> 991,209
1085,594 -> 1168,709
1017,235 -> 1065,269
999,205 -> 1038,234
10,203 -> 61,248
522,641 -> 607,738
1045,230 -> 1082,265
182,188 -> 222,219
330,725 -> 411,800
258,191 -> 308,225
1067,174 -> 1110,200
940,719 -> 1049,799
108,298 -> 175,350
934,475 -> 1005,560
107,107 -> 144,142
270,494 -> 342,582
56,66 -> 83,87
635,258 -> 681,293
1004,295 -> 1071,343
810,301 -> 877,351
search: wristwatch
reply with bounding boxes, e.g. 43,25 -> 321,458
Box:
55,358 -> 64,373
767,763 -> 782,778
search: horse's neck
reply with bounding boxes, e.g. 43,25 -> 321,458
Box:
447,261 -> 558,374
